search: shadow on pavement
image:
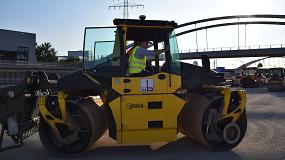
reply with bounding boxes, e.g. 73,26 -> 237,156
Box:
78,137 -> 241,160
242,87 -> 285,97
247,111 -> 285,120
242,87 -> 268,94
269,91 -> 285,97
0,135 -> 54,160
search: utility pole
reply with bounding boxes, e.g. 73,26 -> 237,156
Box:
109,0 -> 144,19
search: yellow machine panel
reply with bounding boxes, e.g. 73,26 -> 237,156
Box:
124,74 -> 167,94
219,87 -> 247,122
112,73 -> 181,95
167,74 -> 181,93
38,92 -> 69,137
120,94 -> 185,144
112,77 -> 126,94
110,73 -> 184,144
38,92 -> 67,125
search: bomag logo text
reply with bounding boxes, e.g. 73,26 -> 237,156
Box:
127,104 -> 144,109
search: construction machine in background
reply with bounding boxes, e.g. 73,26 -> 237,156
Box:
267,68 -> 285,92
0,16 -> 247,156
232,57 -> 268,87
0,71 -> 59,151
239,67 -> 260,88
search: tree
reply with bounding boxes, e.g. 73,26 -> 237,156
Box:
36,42 -> 57,62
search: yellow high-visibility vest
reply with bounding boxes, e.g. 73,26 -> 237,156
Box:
128,46 -> 147,74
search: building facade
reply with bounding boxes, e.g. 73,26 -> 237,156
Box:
68,50 -> 87,59
0,29 -> 36,64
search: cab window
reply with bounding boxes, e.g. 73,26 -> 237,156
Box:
126,40 -> 167,75
83,27 -> 120,70
169,31 -> 180,74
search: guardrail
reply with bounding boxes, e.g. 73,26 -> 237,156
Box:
0,62 -> 81,87
0,60 -> 82,68
179,44 -> 285,53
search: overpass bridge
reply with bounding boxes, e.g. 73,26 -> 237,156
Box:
175,14 -> 285,59
178,45 -> 285,59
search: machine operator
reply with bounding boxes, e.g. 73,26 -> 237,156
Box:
128,41 -> 169,76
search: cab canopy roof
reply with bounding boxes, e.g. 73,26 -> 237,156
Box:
113,18 -> 177,28
113,18 -> 177,42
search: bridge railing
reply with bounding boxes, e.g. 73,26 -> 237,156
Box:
179,44 -> 285,53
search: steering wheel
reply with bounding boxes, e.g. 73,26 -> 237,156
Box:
145,60 -> 157,73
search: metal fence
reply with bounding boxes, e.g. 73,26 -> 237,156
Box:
0,60 -> 83,68
0,71 -> 25,86
180,44 -> 285,53
0,63 -> 81,88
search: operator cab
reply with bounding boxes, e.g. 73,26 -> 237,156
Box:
83,16 -> 180,77
268,68 -> 285,80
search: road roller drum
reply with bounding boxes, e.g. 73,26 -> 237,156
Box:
178,92 -> 247,151
38,96 -> 107,155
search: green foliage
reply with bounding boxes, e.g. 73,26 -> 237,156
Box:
36,42 -> 57,62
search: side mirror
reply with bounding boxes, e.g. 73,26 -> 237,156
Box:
201,54 -> 210,71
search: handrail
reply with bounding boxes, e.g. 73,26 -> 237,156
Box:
179,44 -> 285,53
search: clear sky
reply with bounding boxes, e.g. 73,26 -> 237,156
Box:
1,0 -> 285,68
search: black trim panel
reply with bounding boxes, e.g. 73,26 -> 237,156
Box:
148,101 -> 162,109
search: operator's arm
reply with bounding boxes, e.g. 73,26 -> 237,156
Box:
135,48 -> 156,59
135,46 -> 169,59
154,45 -> 169,55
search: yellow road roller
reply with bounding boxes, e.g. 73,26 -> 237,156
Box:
267,68 -> 285,92
0,16 -> 247,155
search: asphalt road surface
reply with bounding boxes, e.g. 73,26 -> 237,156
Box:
0,88 -> 284,160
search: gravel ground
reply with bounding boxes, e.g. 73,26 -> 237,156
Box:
0,88 -> 284,160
